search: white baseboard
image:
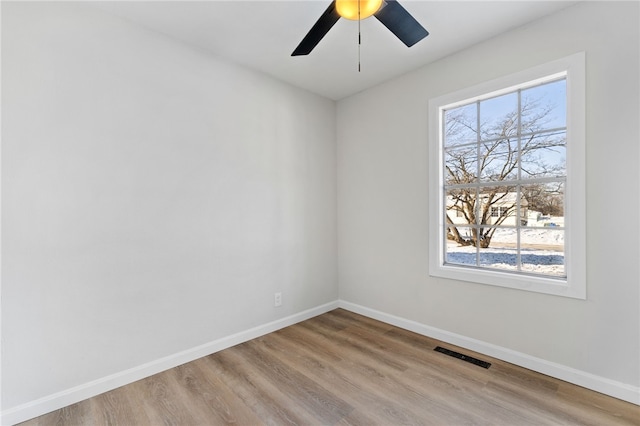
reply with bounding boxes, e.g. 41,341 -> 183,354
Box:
1,301 -> 339,426
338,300 -> 640,406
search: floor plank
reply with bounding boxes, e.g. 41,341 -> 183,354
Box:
20,309 -> 640,425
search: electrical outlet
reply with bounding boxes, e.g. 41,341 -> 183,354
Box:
274,292 -> 282,307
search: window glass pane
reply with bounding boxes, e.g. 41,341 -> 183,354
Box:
479,229 -> 519,272
479,140 -> 519,182
444,145 -> 477,184
479,92 -> 518,140
520,228 -> 565,277
446,188 -> 477,225
444,103 -> 477,147
445,226 -> 477,266
477,186 -> 520,228
489,226 -> 518,247
522,183 -> 565,220
520,131 -> 566,179
522,79 -> 566,130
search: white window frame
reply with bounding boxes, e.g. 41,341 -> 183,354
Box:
428,53 -> 586,299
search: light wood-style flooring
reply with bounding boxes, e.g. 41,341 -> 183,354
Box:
21,309 -> 640,425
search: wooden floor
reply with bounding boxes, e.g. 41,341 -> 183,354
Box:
21,309 -> 640,425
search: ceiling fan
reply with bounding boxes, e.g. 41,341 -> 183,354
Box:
292,0 -> 429,56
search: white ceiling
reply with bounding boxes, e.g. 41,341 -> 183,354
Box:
92,1 -> 579,100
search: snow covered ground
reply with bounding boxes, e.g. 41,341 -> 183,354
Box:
490,227 -> 564,246
446,223 -> 565,277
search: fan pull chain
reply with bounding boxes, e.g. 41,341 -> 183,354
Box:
358,1 -> 361,72
358,27 -> 361,72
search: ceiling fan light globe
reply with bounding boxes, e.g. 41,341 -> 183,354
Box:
336,0 -> 383,20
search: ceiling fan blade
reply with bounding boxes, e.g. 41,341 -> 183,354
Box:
374,0 -> 428,48
292,1 -> 341,56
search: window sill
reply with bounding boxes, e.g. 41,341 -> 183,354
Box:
429,262 -> 585,299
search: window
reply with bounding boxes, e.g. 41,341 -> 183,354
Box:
490,207 -> 509,218
429,53 -> 586,299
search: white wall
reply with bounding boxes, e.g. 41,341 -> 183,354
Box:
338,0 -> 639,392
2,2 -> 337,412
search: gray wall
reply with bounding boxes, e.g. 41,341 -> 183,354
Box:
2,2 -> 337,410
337,1 -> 639,389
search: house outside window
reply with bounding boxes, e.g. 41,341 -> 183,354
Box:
429,53 -> 586,299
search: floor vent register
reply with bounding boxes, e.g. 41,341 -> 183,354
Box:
434,346 -> 491,369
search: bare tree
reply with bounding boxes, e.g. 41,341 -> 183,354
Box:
444,97 -> 565,248
522,182 -> 564,217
